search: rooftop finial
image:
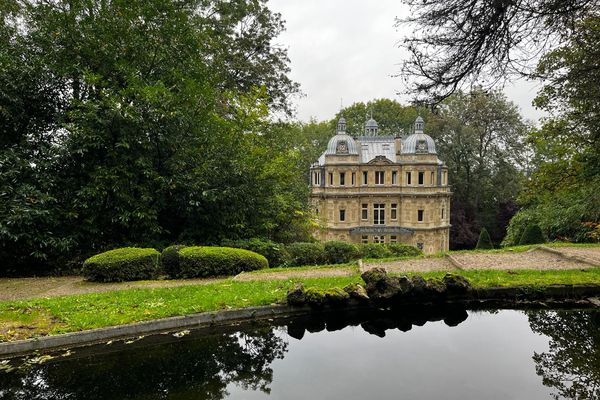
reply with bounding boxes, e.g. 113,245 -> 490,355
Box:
415,116 -> 424,134
337,116 -> 346,133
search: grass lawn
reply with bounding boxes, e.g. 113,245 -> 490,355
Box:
2,243 -> 600,342
0,276 -> 361,341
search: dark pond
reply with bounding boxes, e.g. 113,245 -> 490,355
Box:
1,307 -> 599,400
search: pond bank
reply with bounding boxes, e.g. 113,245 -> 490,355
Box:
2,272 -> 600,358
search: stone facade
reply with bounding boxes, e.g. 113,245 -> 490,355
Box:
309,116 -> 451,254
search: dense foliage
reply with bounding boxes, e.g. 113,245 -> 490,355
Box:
285,242 -> 326,266
504,16 -> 600,245
82,248 -> 160,282
323,241 -> 360,264
174,246 -> 268,278
428,89 -> 528,248
160,245 -> 187,277
0,0 -> 308,276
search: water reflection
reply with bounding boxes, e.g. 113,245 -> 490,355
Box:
0,328 -> 287,400
0,307 -> 598,400
528,310 -> 600,399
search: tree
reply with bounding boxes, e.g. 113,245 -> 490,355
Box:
332,98 -> 429,136
428,89 -> 529,248
476,228 -> 493,249
0,0 -> 304,274
503,16 -> 600,245
528,310 -> 600,399
397,0 -> 598,102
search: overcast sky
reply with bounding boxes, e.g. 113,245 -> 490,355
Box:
268,0 -> 545,123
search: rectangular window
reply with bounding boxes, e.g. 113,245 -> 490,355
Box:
340,172 -> 345,186
406,172 -> 412,185
391,204 -> 397,220
374,204 -> 385,225
329,173 -> 333,186
418,171 -> 424,185
375,171 -> 385,185
373,235 -> 385,244
361,204 -> 368,220
351,172 -> 356,186
418,209 -> 424,222
390,235 -> 398,243
361,235 -> 369,244
339,209 -> 346,222
392,171 -> 397,185
431,171 -> 435,185
363,171 -> 368,185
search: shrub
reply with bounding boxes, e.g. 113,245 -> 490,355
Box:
385,243 -> 422,257
221,238 -> 290,267
174,246 -> 268,278
476,228 -> 494,250
161,245 -> 187,276
285,242 -> 326,266
82,248 -> 160,282
323,241 -> 360,264
519,224 -> 546,245
358,243 -> 393,259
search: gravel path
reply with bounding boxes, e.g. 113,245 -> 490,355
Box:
234,268 -> 354,281
0,276 -> 223,302
552,247 -> 600,265
363,257 -> 455,273
452,249 -> 593,270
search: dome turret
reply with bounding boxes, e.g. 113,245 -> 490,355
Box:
401,116 -> 437,154
365,117 -> 378,136
325,117 -> 358,155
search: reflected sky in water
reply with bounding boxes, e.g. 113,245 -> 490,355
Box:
228,310 -> 551,400
1,308 -> 599,400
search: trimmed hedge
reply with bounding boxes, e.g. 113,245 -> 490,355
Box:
358,243 -> 422,259
386,243 -> 423,257
324,241 -> 360,264
82,248 -> 160,282
476,228 -> 494,249
519,224 -> 546,245
174,246 -> 268,278
358,243 -> 394,259
221,238 -> 290,268
161,245 -> 187,277
285,242 -> 326,266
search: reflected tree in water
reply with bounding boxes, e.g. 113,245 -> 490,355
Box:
528,310 -> 600,399
0,328 -> 287,400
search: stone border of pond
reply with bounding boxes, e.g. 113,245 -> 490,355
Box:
1,268 -> 600,359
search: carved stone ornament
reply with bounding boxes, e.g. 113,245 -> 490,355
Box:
416,139 -> 428,153
336,140 -> 349,154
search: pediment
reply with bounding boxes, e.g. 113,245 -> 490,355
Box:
367,155 -> 394,165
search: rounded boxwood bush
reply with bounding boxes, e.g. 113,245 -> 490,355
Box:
324,241 -> 360,264
386,243 -> 423,257
221,238 -> 290,268
161,245 -> 188,277
519,224 -> 546,245
82,247 -> 160,282
175,246 -> 268,278
285,242 -> 326,266
358,243 -> 394,259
